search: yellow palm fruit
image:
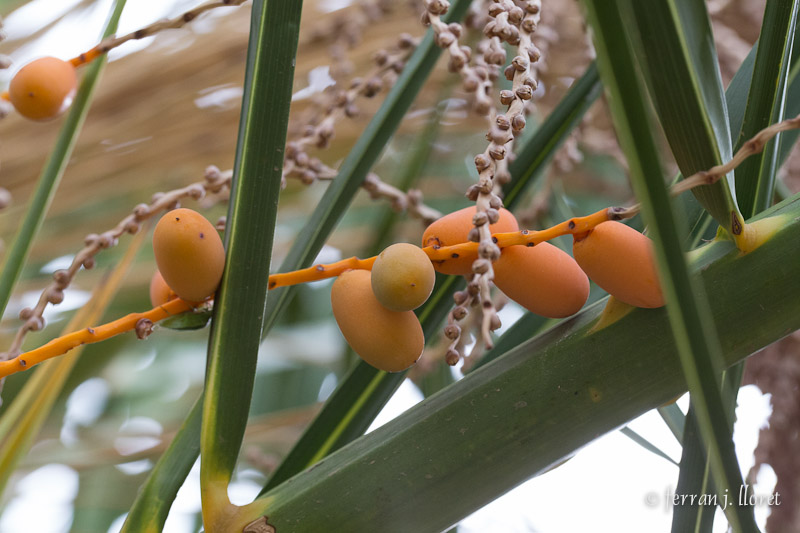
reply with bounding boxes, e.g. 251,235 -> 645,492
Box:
493,242 -> 590,318
331,269 -> 424,372
572,221 -> 664,308
149,270 -> 176,308
152,208 -> 225,303
422,206 -> 519,275
371,243 -> 435,311
9,57 -> 77,121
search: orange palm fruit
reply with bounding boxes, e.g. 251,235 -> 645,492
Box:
572,221 -> 664,308
422,206 -> 519,275
9,57 -> 77,121
493,242 -> 590,318
371,243 -> 435,311
331,269 -> 424,372
149,270 -> 176,308
152,208 -> 225,303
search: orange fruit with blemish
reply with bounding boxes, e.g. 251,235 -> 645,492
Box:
149,270 -> 176,307
371,243 -> 435,311
331,269 -> 424,372
422,206 -> 519,275
152,208 -> 225,303
493,242 -> 589,318
572,221 -> 664,308
9,57 -> 77,121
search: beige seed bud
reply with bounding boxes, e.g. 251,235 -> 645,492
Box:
204,165 -> 222,181
398,33 -> 415,48
47,288 -> 64,304
53,270 -> 70,286
489,146 -> 506,161
472,212 -> 488,226
474,154 -> 491,171
467,281 -> 480,296
135,318 -> 154,340
446,349 -> 460,366
522,18 -> 537,33
478,179 -> 493,194
479,242 -> 501,261
437,31 -> 455,47
444,324 -> 461,340
496,114 -> 511,130
133,204 -> 150,218
500,90 -> 515,105
27,316 -> 44,332
472,258 -> 490,274
488,4 -> 504,16
516,85 -> 533,100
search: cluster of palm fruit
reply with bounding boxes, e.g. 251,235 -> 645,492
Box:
143,204 -> 663,374
332,205 -> 663,373
331,243 -> 435,373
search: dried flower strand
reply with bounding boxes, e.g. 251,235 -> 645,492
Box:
448,0 -> 545,361
2,167 -> 231,357
69,0 -> 248,68
425,0 -> 495,114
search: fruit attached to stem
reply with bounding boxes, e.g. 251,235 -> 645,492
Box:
153,208 -> 225,303
331,269 -> 424,372
422,206 -> 519,275
493,242 -> 589,318
9,57 -> 77,121
371,243 -> 435,311
573,221 -> 664,308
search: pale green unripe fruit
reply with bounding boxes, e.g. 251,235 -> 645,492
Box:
370,243 -> 435,312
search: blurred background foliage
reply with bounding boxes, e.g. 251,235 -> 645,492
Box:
0,0 -> 797,531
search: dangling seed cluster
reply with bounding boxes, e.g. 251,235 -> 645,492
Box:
283,32 -> 418,187
442,0 -> 543,365
305,0 -> 402,81
423,0 -> 495,114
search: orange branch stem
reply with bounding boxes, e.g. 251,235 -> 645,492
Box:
3,208 -> 617,378
267,208 -> 615,285
268,256 -> 377,290
0,298 -> 193,379
425,207 -> 614,260
69,47 -> 103,68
